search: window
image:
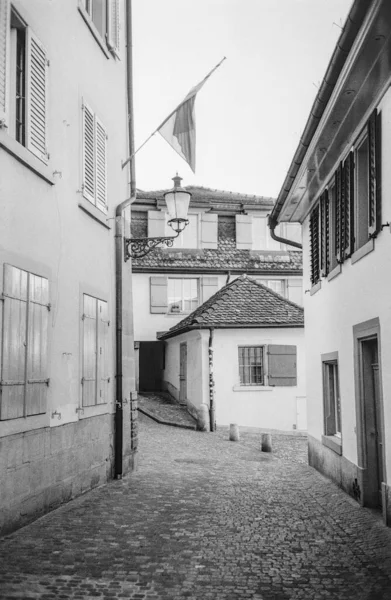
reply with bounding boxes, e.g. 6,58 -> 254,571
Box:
0,264 -> 49,420
82,294 -> 110,407
79,0 -> 120,56
323,358 -> 341,437
239,346 -> 264,386
167,278 -> 199,313
82,101 -> 108,212
166,213 -> 198,249
265,279 -> 285,296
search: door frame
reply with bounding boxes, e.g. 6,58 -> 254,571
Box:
179,342 -> 187,404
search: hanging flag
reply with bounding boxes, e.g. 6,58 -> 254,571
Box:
122,57 -> 226,172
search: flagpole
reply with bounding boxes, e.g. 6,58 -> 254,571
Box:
121,56 -> 226,170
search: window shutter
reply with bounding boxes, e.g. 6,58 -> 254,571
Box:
148,210 -> 166,238
82,295 -> 97,407
95,116 -> 108,212
26,273 -> 49,416
268,345 -> 297,386
97,300 -> 110,405
201,276 -> 219,303
26,29 -> 49,163
0,265 -> 28,420
0,0 -> 10,126
368,109 -> 381,238
82,101 -> 95,204
107,0 -> 120,56
320,190 -> 329,277
309,205 -> 320,285
335,163 -> 343,264
150,276 -> 168,314
343,151 -> 354,258
201,213 -> 218,249
236,214 -> 253,249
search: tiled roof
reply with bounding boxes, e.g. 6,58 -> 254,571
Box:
158,276 -> 304,340
136,185 -> 275,207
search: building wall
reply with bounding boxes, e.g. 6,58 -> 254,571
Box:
0,1 -> 136,534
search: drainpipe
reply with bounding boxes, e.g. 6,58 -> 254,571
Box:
268,215 -> 302,250
114,0 -> 136,479
208,328 -> 216,432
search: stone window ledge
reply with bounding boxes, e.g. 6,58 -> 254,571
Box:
78,197 -> 111,229
232,385 -> 273,392
327,263 -> 342,282
322,434 -> 342,455
351,239 -> 374,265
310,280 -> 321,296
0,130 -> 55,185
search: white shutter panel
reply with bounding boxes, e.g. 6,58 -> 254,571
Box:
201,277 -> 219,303
26,273 -> 49,416
26,28 -> 48,163
148,210 -> 166,238
107,0 -> 120,57
0,0 -> 10,126
201,213 -> 218,249
82,295 -> 97,407
95,116 -> 108,212
97,299 -> 110,404
150,276 -> 168,314
82,101 -> 95,204
236,214 -> 252,249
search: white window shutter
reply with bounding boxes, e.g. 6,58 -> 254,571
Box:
148,210 -> 166,238
150,276 -> 168,314
82,295 -> 98,407
236,214 -> 252,249
82,101 -> 95,204
26,28 -> 49,163
107,0 -> 120,57
95,116 -> 108,212
201,276 -> 219,303
0,0 -> 10,126
201,213 -> 218,249
26,273 -> 49,416
97,299 -> 110,405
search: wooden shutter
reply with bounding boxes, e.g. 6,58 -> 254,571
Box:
26,29 -> 48,163
268,345 -> 297,386
150,276 -> 168,314
320,190 -> 329,277
95,116 -> 108,212
97,299 -> 110,404
26,273 -> 49,416
236,214 -> 253,249
368,109 -> 381,238
343,151 -> 354,258
148,210 -> 166,238
0,0 -> 10,125
107,0 -> 120,56
82,101 -> 95,204
309,205 -> 320,285
201,276 -> 219,303
201,213 -> 218,249
82,294 -> 97,407
335,163 -> 343,264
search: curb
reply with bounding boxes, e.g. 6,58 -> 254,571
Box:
138,406 -> 197,430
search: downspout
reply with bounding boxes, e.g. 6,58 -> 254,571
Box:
268,215 -> 302,250
114,0 -> 136,479
208,328 -> 215,432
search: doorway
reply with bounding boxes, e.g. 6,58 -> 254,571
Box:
139,341 -> 165,392
179,342 -> 187,404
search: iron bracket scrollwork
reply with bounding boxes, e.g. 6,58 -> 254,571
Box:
124,231 -> 180,260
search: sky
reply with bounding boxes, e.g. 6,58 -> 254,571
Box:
132,0 -> 353,198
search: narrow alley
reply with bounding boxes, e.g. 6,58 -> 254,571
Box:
1,413 -> 391,600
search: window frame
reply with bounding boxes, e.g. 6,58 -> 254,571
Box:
78,0 -> 120,59
238,345 -> 265,387
322,352 -> 342,452
167,277 -> 199,314
81,99 -> 108,214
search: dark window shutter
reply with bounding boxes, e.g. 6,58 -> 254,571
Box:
268,345 -> 297,386
368,109 -> 381,238
343,151 -> 355,258
335,163 -> 344,264
320,190 -> 329,277
150,277 -> 168,314
309,205 -> 320,285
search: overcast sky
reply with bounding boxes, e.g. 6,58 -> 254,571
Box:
132,0 -> 353,198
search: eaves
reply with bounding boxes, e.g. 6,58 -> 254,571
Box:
131,266 -> 303,276
158,321 -> 304,341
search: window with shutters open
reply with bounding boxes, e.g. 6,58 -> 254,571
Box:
322,355 -> 341,438
0,264 -> 49,420
79,0 -> 120,58
237,344 -> 297,388
82,101 -> 108,213
82,294 -> 110,407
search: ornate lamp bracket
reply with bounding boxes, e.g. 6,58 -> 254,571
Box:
124,231 -> 181,261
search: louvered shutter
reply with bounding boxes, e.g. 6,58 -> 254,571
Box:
309,205 -> 320,285
268,345 -> 297,386
150,277 -> 168,314
320,190 -> 329,277
201,276 -> 219,303
107,0 -> 120,57
26,29 -> 48,163
97,299 -> 110,404
368,109 -> 381,238
148,210 -> 166,238
0,0 -> 10,126
0,265 -> 28,420
82,101 -> 95,204
343,151 -> 354,258
95,116 -> 108,212
335,163 -> 343,264
236,214 -> 253,249
201,213 -> 218,249
82,295 -> 97,407
26,273 -> 49,416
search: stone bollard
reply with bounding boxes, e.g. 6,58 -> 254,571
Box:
261,433 -> 272,452
229,423 -> 240,442
197,403 -> 210,432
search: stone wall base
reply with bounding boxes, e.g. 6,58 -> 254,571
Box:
308,435 -> 359,500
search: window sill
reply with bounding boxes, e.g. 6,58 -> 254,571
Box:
79,402 -> 112,420
327,263 -> 341,282
0,130 -> 55,185
232,385 -> 273,392
78,3 -> 111,59
0,413 -> 49,438
351,238 -> 374,265
322,434 -> 342,455
78,197 -> 111,229
310,280 -> 321,296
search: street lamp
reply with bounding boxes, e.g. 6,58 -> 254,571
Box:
124,174 -> 191,260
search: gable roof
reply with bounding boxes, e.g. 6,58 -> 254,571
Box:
158,276 -> 304,340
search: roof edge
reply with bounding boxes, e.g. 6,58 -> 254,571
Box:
158,322 -> 304,341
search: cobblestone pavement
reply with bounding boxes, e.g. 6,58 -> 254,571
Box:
1,415 -> 391,600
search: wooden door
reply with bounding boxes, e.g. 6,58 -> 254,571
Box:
179,343 -> 187,404
139,341 -> 165,392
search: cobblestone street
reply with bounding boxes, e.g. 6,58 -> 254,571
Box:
1,414 -> 391,600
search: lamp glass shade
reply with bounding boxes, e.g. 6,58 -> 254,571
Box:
164,190 -> 191,221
